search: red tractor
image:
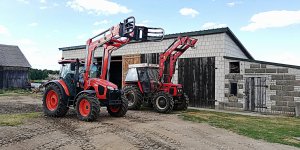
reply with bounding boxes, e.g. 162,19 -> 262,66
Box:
123,36 -> 198,113
43,17 -> 164,121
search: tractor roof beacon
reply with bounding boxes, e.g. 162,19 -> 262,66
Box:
42,16 -> 164,121
124,36 -> 198,113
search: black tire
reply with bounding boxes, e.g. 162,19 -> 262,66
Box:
43,83 -> 69,117
152,91 -> 174,113
76,94 -> 100,122
174,93 -> 189,111
107,95 -> 128,117
123,85 -> 142,110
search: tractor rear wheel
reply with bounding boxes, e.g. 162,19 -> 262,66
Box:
152,92 -> 174,113
76,94 -> 100,121
107,95 -> 128,117
43,83 -> 69,117
123,85 -> 142,110
173,93 -> 189,111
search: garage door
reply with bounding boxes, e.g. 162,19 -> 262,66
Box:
178,57 -> 215,108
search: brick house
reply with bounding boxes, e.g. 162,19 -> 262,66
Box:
59,27 -> 300,114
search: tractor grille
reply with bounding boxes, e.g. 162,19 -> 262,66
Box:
107,89 -> 122,105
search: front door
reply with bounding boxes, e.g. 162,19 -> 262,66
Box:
245,77 -> 267,112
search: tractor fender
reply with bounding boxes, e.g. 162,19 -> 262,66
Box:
74,90 -> 97,104
44,80 -> 69,101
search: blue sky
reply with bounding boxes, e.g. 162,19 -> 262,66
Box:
0,0 -> 300,70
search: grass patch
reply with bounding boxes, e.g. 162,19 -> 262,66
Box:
180,109 -> 300,148
0,88 -> 31,96
0,112 -> 41,126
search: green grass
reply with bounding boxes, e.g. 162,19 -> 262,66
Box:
180,109 -> 300,148
0,89 -> 31,96
0,112 -> 41,126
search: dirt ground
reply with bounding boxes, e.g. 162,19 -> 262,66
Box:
0,95 -> 298,150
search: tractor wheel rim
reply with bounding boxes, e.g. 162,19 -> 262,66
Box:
156,96 -> 167,110
79,99 -> 90,117
126,91 -> 135,107
46,90 -> 58,111
109,106 -> 120,113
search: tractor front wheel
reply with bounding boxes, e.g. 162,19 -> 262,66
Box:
76,94 -> 100,121
173,93 -> 189,111
107,95 -> 128,117
123,85 -> 142,110
43,83 -> 69,117
152,92 -> 174,113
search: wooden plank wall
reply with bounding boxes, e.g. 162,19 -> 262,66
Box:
122,54 -> 141,86
1,67 -> 29,89
178,57 -> 215,108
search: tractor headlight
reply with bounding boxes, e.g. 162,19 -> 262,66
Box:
177,88 -> 183,94
107,86 -> 115,90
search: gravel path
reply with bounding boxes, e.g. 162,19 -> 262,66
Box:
0,95 -> 298,150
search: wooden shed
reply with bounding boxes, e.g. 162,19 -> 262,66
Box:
0,44 -> 31,89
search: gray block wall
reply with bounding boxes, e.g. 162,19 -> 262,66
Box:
224,59 -> 300,113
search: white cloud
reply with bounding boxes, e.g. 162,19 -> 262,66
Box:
93,20 -> 110,26
40,0 -> 46,3
179,8 -> 199,17
66,0 -> 131,15
201,22 -> 227,29
227,2 -> 235,7
0,25 -> 10,36
241,10 -> 300,31
92,28 -> 105,35
17,0 -> 29,4
28,22 -> 38,27
39,6 -> 48,10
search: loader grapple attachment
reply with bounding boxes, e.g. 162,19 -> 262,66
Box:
121,16 -> 135,36
133,26 -> 164,42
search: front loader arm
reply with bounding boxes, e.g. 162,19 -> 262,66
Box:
83,16 -> 164,89
158,36 -> 198,83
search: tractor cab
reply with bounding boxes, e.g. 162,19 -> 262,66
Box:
58,59 -> 85,96
125,63 -> 160,93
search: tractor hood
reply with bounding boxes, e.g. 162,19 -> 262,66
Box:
88,78 -> 118,89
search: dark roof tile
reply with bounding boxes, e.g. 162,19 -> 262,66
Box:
0,44 -> 31,67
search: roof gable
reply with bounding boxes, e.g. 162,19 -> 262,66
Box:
0,44 -> 31,68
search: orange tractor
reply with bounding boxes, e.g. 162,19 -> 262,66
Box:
123,36 -> 198,113
43,17 -> 164,121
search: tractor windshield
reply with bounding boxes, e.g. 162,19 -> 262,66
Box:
147,68 -> 159,82
59,63 -> 74,79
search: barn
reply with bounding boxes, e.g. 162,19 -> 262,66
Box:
0,44 -> 31,89
59,27 -> 300,114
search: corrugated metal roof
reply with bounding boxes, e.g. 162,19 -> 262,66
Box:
58,27 -> 254,60
0,44 -> 31,68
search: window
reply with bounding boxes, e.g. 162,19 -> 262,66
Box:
230,83 -> 238,96
229,62 -> 240,73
